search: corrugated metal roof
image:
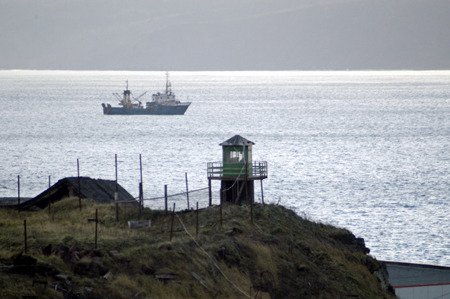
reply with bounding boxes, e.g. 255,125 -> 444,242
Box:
219,135 -> 254,146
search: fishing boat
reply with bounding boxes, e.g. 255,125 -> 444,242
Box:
101,73 -> 191,115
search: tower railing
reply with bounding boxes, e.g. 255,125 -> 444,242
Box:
207,161 -> 268,180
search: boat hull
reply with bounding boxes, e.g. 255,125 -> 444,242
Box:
102,103 -> 191,115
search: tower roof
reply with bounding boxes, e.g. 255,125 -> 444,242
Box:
219,135 -> 255,146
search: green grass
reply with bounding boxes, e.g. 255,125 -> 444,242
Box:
0,197 -> 394,298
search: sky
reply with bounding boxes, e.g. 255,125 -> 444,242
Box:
0,0 -> 449,70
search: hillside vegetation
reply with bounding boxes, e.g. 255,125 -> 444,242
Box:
0,198 -> 394,298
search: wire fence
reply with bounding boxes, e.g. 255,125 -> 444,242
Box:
143,187 -> 215,211
113,186 -> 224,212
1,154 -> 267,213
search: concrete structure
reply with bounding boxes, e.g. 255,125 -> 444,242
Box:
383,261 -> 450,299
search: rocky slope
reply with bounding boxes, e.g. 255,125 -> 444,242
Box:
0,198 -> 395,298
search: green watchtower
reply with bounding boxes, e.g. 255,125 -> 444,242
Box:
207,135 -> 268,204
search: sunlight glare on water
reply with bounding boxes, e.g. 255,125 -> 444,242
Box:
0,70 -> 449,266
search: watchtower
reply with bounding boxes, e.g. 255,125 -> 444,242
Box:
207,135 -> 268,204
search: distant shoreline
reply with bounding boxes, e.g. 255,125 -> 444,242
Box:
1,69 -> 450,73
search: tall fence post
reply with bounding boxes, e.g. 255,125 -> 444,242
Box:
245,155 -> 253,224
23,219 -> 27,253
139,154 -> 144,216
77,158 -> 81,211
245,156 -> 248,203
208,179 -> 212,207
94,209 -> 98,249
139,182 -> 143,216
115,154 -> 119,222
47,175 -> 52,216
185,172 -> 190,209
170,203 -> 176,241
260,180 -> 265,206
164,185 -> 168,214
196,202 -> 199,238
17,175 -> 21,207
250,194 -> 254,225
220,190 -> 224,228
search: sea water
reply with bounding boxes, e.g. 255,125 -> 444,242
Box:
0,70 -> 449,266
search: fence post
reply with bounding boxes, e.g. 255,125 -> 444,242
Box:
170,203 -> 175,241
47,175 -> 52,216
23,219 -> 27,253
139,182 -> 143,216
115,154 -> 119,222
185,172 -> 190,209
245,158 -> 248,203
220,190 -> 224,228
139,154 -> 143,216
250,194 -> 254,225
17,175 -> 21,206
196,202 -> 199,238
95,209 -> 98,249
164,185 -> 168,214
208,179 -> 212,207
77,158 -> 83,211
260,180 -> 265,206
87,209 -> 99,249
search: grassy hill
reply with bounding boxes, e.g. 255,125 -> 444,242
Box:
0,198 -> 394,298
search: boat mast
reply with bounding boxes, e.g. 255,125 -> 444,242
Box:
165,72 -> 172,95
124,80 -> 131,99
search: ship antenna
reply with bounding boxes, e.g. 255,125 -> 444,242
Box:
165,72 -> 171,94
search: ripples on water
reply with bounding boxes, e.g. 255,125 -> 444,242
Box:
0,70 -> 449,266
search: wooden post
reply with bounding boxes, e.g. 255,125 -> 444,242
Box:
139,154 -> 143,185
250,195 -> 254,225
164,185 -> 168,214
185,172 -> 190,209
17,175 -> 21,206
196,202 -> 199,238
115,154 -> 119,222
139,182 -> 143,216
260,180 -> 265,206
94,209 -> 98,249
220,183 -> 223,205
208,179 -> 212,206
244,143 -> 248,203
139,154 -> 143,215
170,203 -> 175,241
47,175 -> 52,215
77,158 -> 81,211
139,154 -> 144,216
88,210 -> 99,249
220,190 -> 224,228
244,153 -> 253,224
23,219 -> 27,253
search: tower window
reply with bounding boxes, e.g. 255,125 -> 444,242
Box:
228,151 -> 243,163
